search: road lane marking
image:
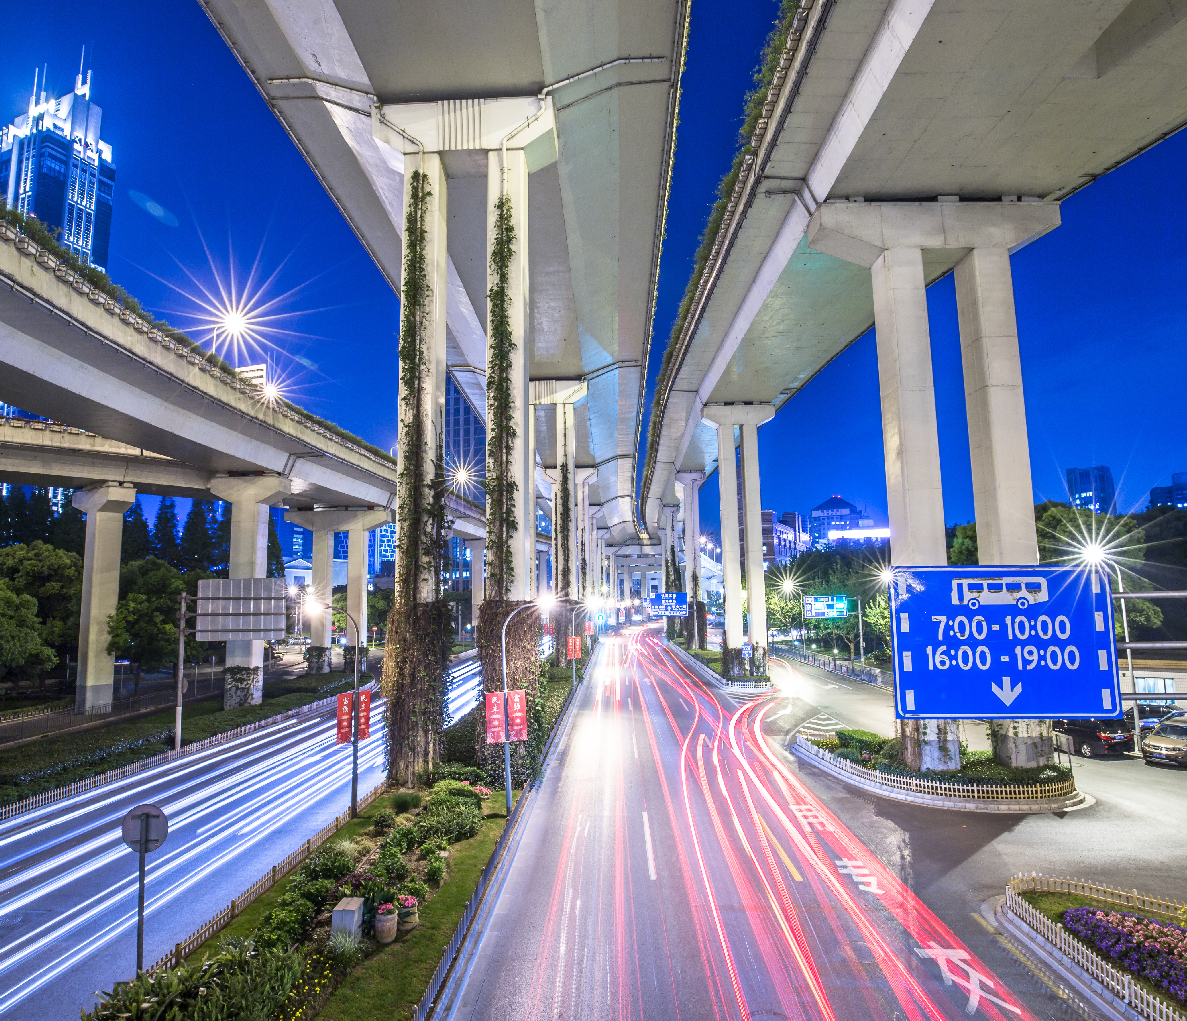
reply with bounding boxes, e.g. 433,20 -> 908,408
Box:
633,731 -> 638,760
642,812 -> 657,880
835,859 -> 886,895
759,817 -> 803,881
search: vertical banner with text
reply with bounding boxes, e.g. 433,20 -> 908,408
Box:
507,689 -> 528,742
336,693 -> 353,744
584,621 -> 594,636
358,689 -> 371,740
567,636 -> 582,660
485,691 -> 506,744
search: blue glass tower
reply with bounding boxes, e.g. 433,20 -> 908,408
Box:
0,55 -> 115,271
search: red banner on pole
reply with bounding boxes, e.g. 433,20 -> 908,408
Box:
507,689 -> 528,742
358,689 -> 371,740
485,691 -> 506,744
336,693 -> 353,744
567,635 -> 582,660
584,621 -> 594,635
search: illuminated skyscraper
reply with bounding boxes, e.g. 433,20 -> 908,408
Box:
0,52 -> 116,270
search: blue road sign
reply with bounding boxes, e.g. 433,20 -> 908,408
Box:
804,594 -> 849,619
649,592 -> 688,617
889,566 -> 1120,720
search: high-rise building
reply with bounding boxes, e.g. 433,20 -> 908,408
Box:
1149,472 -> 1187,510
1066,465 -> 1116,515
1,54 -> 115,271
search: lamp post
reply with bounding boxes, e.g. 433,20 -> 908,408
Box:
308,599 -> 362,817
500,597 -> 552,815
1082,545 -> 1140,753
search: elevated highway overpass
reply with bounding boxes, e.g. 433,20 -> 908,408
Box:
642,0 -> 1187,757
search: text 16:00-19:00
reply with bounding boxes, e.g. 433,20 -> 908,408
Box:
923,613 -> 1082,672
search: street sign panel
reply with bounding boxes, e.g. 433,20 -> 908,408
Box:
195,577 -> 287,641
888,566 -> 1120,720
648,592 -> 688,617
485,692 -> 505,744
741,643 -> 752,659
804,595 -> 849,619
507,689 -> 528,742
122,804 -> 168,853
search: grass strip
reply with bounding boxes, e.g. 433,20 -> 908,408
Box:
318,804 -> 512,1021
0,671 -> 363,806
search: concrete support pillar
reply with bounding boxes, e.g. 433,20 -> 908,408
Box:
287,508 -> 391,672
210,477 -> 291,699
563,404 -> 577,599
676,472 -> 704,600
309,529 -> 334,652
488,148 -> 531,600
707,417 -> 744,667
468,539 -> 486,620
525,405 -> 537,600
73,483 -> 136,711
739,421 -> 768,672
399,152 -> 449,603
574,469 -> 595,601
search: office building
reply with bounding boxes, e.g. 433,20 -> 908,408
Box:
1,55 -> 115,270
807,495 -> 889,547
762,510 -> 809,567
444,373 -> 485,505
1066,465 -> 1116,515
1149,472 -> 1187,510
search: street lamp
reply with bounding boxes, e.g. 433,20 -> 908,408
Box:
308,598 -> 363,817
499,594 -> 555,815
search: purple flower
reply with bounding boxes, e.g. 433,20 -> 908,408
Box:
1063,907 -> 1187,1005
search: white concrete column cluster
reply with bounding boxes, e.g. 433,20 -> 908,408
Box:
676,471 -> 704,599
467,538 -> 486,622
807,199 -> 1060,767
286,508 -> 391,671
210,476 -> 291,700
703,406 -> 772,674
73,483 -> 136,711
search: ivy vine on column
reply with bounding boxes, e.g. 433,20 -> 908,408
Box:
485,194 -> 518,599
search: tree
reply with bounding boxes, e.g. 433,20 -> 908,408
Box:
947,523 -> 978,565
212,505 -> 231,574
7,486 -> 30,546
122,501 -> 153,562
151,498 -> 182,569
179,500 -> 216,573
267,513 -> 285,578
108,557 -> 193,686
25,488 -> 54,544
0,540 -> 82,666
0,577 -> 57,681
0,490 -> 12,546
50,502 -> 85,557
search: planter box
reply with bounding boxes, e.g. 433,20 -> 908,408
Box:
332,897 -> 364,940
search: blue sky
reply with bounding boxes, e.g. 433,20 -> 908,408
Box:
7,1 -> 1186,536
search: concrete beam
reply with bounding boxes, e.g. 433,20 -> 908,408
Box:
807,201 -> 1062,268
73,483 -> 136,711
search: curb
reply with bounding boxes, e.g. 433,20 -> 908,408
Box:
791,739 -> 1094,814
989,897 -> 1144,1021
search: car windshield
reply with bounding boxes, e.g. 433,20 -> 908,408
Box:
1154,724 -> 1187,738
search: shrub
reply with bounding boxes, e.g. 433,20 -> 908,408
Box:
372,808 -> 397,835
834,748 -> 863,764
414,796 -> 481,845
836,729 -> 889,755
328,930 -> 364,969
430,778 -> 484,806
421,837 -> 448,856
85,942 -> 301,1021
285,875 -> 335,909
390,791 -> 422,814
424,762 -> 485,785
399,877 -> 429,903
439,708 -> 479,766
302,845 -> 355,882
384,823 -> 419,852
425,856 -> 446,886
374,842 -> 410,885
255,896 -> 318,951
328,837 -> 360,861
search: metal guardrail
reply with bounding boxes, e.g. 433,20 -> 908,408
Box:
795,735 -> 1077,802
0,684 -> 373,822
150,781 -> 386,973
1005,874 -> 1186,1021
776,646 -> 892,686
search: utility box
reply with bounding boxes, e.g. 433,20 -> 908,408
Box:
331,897 -> 364,940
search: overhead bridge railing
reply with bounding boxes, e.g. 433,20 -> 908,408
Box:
1113,589 -> 1187,654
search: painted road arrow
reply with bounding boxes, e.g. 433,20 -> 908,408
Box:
992,677 -> 1022,706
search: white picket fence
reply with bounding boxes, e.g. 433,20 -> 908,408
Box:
1004,874 -> 1186,1021
0,684 -> 373,822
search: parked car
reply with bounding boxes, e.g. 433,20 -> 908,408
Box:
1053,718 -> 1134,757
1142,720 -> 1187,767
1129,704 -> 1182,733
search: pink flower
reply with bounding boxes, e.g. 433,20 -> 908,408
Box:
376,902 -> 394,915
397,894 -> 418,909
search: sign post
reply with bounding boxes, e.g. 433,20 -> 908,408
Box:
888,566 -> 1120,719
121,804 -> 169,974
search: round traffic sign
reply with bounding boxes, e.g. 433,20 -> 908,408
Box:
121,804 -> 169,854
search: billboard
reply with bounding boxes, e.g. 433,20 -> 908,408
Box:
804,594 -> 849,619
888,566 -> 1120,720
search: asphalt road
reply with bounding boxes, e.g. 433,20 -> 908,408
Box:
438,627 -> 1061,1021
0,700 -> 385,1020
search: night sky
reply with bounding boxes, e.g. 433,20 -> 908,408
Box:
6,2 -> 1186,535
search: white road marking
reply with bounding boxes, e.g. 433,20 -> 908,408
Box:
642,812 -> 657,880
633,731 -> 639,760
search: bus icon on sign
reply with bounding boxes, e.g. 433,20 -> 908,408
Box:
951,576 -> 1047,610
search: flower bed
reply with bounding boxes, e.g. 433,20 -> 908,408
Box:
1062,906 -> 1187,1006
